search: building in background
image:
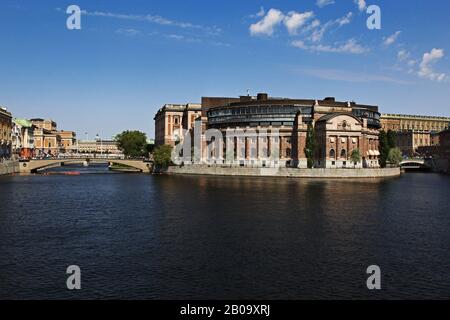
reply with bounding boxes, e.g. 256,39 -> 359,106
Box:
76,139 -> 123,156
154,103 -> 202,146
0,107 -> 13,159
155,94 -> 382,168
30,118 -> 77,156
59,130 -> 77,153
380,114 -> 450,156
12,118 -> 35,159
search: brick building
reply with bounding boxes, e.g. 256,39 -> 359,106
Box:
155,93 -> 382,168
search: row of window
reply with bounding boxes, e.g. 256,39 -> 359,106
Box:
208,105 -> 312,117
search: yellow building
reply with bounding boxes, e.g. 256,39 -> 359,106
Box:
381,114 -> 450,132
1,107 -> 13,159
381,114 -> 450,156
59,131 -> 77,153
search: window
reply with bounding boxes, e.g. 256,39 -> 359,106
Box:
329,149 -> 336,159
286,148 -> 291,157
340,149 -> 347,158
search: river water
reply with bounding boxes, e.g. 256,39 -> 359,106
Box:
0,165 -> 449,299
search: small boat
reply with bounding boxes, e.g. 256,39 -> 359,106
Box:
65,171 -> 81,176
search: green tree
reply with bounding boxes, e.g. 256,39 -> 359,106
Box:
350,148 -> 361,167
153,144 -> 173,169
304,123 -> 316,168
115,130 -> 148,158
378,130 -> 390,168
387,147 -> 403,167
387,130 -> 397,149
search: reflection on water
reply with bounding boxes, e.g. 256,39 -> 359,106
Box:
0,171 -> 449,299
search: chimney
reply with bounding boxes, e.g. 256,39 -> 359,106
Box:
257,93 -> 268,101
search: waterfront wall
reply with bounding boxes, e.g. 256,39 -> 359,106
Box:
0,161 -> 19,176
166,165 -> 401,178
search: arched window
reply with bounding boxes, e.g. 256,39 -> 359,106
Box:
329,149 -> 335,159
340,149 -> 347,158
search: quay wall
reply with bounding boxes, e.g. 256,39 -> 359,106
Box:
166,165 -> 401,179
0,161 -> 19,176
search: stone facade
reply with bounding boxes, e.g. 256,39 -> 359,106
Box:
76,139 -> 122,155
168,165 -> 401,178
0,107 -> 12,159
30,119 -> 76,156
154,103 -> 202,146
155,94 -> 382,168
381,114 -> 450,156
381,114 -> 450,132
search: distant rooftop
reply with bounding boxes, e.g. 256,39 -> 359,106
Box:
382,113 -> 450,121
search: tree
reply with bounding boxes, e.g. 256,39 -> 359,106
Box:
387,147 -> 403,167
153,144 -> 173,169
378,130 -> 390,168
304,123 -> 315,168
350,148 -> 361,168
115,131 -> 147,158
387,130 -> 397,149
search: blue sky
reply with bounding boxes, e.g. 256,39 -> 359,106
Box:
1,0 -> 449,139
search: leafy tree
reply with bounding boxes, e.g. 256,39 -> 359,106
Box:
387,130 -> 397,149
153,144 -> 173,168
304,123 -> 315,168
350,148 -> 361,167
115,131 -> 147,158
387,147 -> 403,167
378,130 -> 390,168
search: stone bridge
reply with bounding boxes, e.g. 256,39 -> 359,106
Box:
400,158 -> 430,170
19,158 -> 153,174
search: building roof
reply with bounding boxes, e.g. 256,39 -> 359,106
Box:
0,107 -> 12,117
316,112 -> 362,123
13,118 -> 33,127
381,113 -> 450,121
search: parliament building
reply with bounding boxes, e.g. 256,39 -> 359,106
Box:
155,93 -> 382,168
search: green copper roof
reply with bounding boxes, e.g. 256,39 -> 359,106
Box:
13,118 -> 33,127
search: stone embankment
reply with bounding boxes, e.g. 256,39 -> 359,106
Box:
167,165 -> 401,178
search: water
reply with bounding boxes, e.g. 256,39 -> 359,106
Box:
0,166 -> 449,299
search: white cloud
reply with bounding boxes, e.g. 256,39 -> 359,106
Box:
407,59 -> 417,67
292,39 -> 368,54
296,67 -> 412,84
316,0 -> 335,8
354,0 -> 367,12
418,48 -> 447,82
82,10 -> 221,35
397,49 -> 410,61
115,28 -> 140,36
308,12 -> 353,43
284,11 -> 314,35
383,31 -> 401,46
249,8 -> 285,36
336,12 -> 353,26
249,7 -> 265,18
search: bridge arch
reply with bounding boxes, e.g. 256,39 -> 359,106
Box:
20,158 -> 152,174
